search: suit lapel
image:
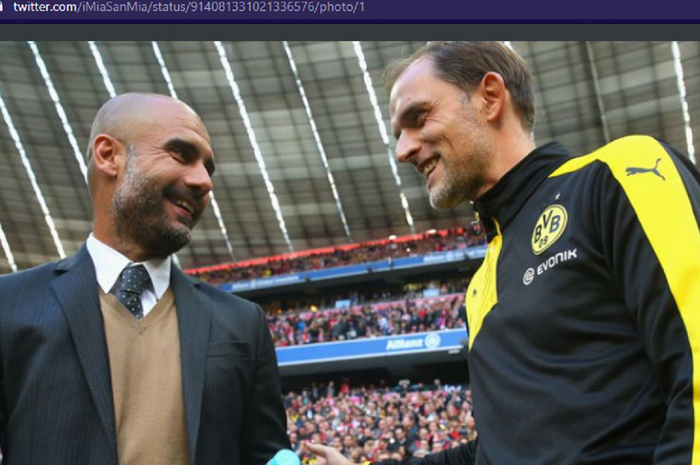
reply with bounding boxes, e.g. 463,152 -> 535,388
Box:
172,266 -> 212,465
51,246 -> 118,457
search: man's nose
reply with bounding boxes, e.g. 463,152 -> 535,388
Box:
186,161 -> 213,196
395,131 -> 421,163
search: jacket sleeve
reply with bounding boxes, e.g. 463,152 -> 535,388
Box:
376,440 -> 477,465
596,137 -> 700,463
240,304 -> 291,464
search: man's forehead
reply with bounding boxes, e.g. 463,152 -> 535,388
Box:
150,103 -> 210,142
389,58 -> 436,114
103,96 -> 208,144
153,100 -> 201,125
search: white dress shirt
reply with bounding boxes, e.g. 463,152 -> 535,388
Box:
86,234 -> 171,317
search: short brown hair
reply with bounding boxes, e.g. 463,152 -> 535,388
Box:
384,41 -> 535,132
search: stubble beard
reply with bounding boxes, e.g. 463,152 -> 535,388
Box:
428,111 -> 490,210
428,148 -> 489,209
428,140 -> 490,210
112,148 -> 194,258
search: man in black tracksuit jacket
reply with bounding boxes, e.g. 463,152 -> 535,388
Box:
305,42 -> 700,465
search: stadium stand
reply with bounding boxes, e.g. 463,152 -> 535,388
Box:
268,291 -> 466,347
187,228 -> 482,463
187,228 -> 484,285
285,380 -> 476,463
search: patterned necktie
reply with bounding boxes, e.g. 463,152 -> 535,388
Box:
115,264 -> 152,319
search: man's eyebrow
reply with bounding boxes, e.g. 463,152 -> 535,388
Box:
164,138 -> 216,175
393,102 -> 429,139
164,138 -> 198,157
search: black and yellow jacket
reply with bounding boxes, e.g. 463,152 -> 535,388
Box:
378,135 -> 700,465
467,135 -> 700,464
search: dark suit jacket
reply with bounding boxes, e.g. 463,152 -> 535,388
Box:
0,245 -> 290,465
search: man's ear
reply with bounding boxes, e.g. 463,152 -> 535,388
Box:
478,72 -> 507,123
91,134 -> 124,178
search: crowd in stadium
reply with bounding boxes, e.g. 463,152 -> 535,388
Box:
190,228 -> 484,285
189,229 -> 478,461
285,380 -> 476,463
268,292 -> 466,347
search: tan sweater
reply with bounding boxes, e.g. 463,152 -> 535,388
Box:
100,289 -> 189,465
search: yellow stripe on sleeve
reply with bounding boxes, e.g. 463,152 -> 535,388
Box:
466,220 -> 502,350
552,135 -> 700,463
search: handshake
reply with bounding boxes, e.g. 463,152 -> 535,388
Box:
268,443 -> 361,465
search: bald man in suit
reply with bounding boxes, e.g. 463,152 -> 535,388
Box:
0,93 -> 290,465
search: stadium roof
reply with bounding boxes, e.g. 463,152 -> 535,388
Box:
0,41 -> 698,272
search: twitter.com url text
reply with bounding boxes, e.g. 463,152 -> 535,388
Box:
12,0 -> 365,13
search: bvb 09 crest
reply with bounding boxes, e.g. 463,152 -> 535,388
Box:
531,204 -> 568,255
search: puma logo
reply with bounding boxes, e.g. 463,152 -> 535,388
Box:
626,158 -> 665,181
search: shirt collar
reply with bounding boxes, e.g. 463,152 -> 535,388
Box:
86,234 -> 171,299
473,141 -> 574,239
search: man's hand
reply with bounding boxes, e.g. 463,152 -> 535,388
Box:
302,441 -> 359,465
